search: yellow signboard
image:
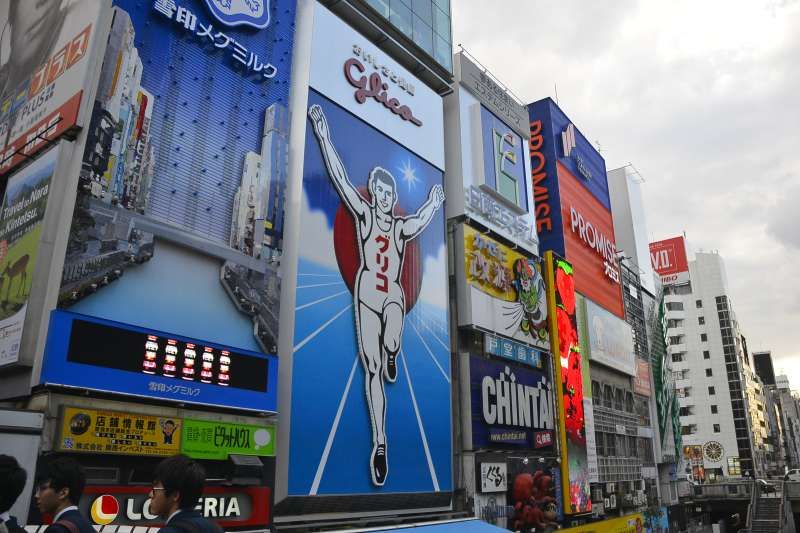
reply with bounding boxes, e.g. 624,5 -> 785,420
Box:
464,224 -> 528,301
560,514 -> 644,533
57,407 -> 181,457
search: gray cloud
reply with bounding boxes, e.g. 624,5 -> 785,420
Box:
453,0 -> 800,386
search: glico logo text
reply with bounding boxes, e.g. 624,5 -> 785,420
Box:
344,48 -> 422,127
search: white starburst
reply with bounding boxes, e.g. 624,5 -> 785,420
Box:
399,160 -> 419,190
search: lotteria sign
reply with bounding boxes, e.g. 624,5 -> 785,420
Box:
65,486 -> 270,528
470,356 -> 555,449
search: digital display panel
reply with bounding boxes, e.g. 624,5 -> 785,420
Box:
67,319 -> 268,392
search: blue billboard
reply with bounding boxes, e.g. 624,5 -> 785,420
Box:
470,356 -> 555,450
41,310 -> 278,412
287,89 -> 451,495
45,0 -> 295,410
527,98 -> 609,257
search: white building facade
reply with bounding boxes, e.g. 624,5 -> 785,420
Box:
660,249 -> 764,481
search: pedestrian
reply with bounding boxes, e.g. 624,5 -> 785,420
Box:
149,455 -> 221,533
35,457 -> 94,533
0,455 -> 27,533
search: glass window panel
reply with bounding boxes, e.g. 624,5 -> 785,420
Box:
366,0 -> 390,17
433,0 -> 449,13
433,5 -> 451,40
412,0 -> 433,25
412,15 -> 434,56
389,0 -> 413,37
434,34 -> 452,71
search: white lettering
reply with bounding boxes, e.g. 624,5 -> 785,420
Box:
480,368 -> 552,430
482,376 -> 496,424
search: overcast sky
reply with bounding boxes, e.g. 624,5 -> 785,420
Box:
452,0 -> 800,388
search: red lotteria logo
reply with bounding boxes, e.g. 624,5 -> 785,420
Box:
90,495 -> 119,525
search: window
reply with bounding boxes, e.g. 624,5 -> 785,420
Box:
696,299 -> 703,308
667,319 -> 684,328
713,424 -> 721,433
698,316 -> 705,325
706,368 -> 713,377
703,350 -> 710,359
708,386 -> 716,395
711,405 -> 718,414
728,457 -> 741,476
679,406 -> 694,417
666,302 -> 684,311
672,353 -> 684,363
701,333 -> 708,342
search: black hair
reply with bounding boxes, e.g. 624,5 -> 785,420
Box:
38,457 -> 85,505
153,454 -> 206,510
0,455 -> 27,514
370,168 -> 395,190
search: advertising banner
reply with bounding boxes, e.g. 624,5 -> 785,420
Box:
459,224 -> 549,349
634,359 -> 652,396
56,406 -> 181,456
544,251 -> 590,515
506,457 -> 563,530
45,0 -> 296,410
649,236 -> 689,285
287,3 -> 450,496
42,311 -> 278,412
0,144 -> 57,366
479,462 -> 508,493
470,356 -> 554,450
182,419 -> 274,460
528,99 -> 623,318
0,0 -> 105,174
583,296 -> 635,375
559,513 -> 645,533
27,485 -> 271,529
485,333 -> 543,369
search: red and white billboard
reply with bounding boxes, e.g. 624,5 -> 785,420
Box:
0,0 -> 106,175
649,236 -> 689,285
558,162 -> 625,318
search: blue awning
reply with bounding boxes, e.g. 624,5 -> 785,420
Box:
368,518 -> 508,532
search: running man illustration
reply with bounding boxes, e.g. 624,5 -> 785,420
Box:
308,104 -> 445,486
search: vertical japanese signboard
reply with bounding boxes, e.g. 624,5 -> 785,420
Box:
0,145 -> 57,366
286,3 -> 450,498
544,251 -> 590,515
42,0 -> 294,411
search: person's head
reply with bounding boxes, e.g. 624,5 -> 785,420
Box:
150,455 -> 206,517
8,0 -> 64,71
35,457 -> 85,515
369,167 -> 397,215
162,420 -> 176,437
0,455 -> 27,514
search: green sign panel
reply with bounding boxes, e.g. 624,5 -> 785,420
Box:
181,419 -> 275,460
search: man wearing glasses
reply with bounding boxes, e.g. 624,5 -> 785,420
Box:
149,455 -> 221,533
34,458 -> 94,533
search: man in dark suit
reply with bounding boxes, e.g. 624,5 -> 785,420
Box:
149,455 -> 221,533
34,458 -> 94,533
0,455 -> 28,533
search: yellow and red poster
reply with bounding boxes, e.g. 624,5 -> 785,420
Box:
461,224 -> 550,349
57,407 -> 181,456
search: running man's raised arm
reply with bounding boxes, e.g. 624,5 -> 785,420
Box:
400,184 -> 444,241
308,105 -> 366,217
